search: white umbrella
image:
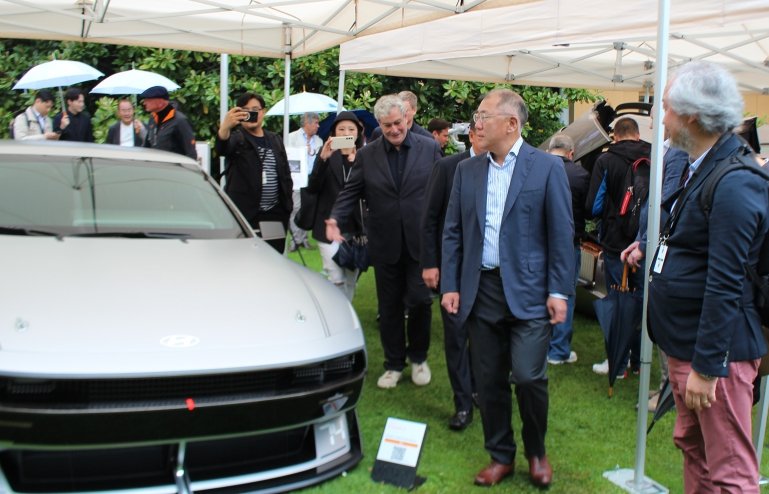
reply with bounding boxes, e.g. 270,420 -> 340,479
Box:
265,91 -> 338,116
13,60 -> 104,90
90,69 -> 180,95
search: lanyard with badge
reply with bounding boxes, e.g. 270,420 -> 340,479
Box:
653,133 -> 730,274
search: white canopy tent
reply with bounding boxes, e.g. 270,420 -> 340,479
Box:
341,1 -> 769,492
340,0 -> 769,93
0,0 -> 517,58
0,0 -> 522,139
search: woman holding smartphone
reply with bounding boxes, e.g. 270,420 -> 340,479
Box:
305,111 -> 365,300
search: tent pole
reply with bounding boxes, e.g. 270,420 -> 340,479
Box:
337,69 -> 346,112
283,25 -> 291,142
605,0 -> 670,488
218,53 -> 229,183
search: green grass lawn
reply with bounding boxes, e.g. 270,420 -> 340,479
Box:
288,244 -> 769,493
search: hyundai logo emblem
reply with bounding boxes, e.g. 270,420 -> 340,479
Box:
160,334 -> 200,348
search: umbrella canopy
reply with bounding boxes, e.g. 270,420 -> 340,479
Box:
90,69 -> 180,95
593,263 -> 643,397
318,110 -> 379,142
265,92 -> 338,117
647,378 -> 675,434
13,60 -> 103,90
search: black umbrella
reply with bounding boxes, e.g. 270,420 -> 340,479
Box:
647,378 -> 676,434
593,263 -> 643,397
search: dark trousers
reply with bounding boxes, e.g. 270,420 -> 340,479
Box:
373,248 -> 432,371
441,306 -> 474,413
467,270 -> 550,464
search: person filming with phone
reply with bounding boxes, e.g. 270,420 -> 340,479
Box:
301,111 -> 366,300
216,92 -> 294,253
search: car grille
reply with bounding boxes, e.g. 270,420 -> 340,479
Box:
0,351 -> 365,411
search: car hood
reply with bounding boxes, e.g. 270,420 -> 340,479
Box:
0,237 -> 365,378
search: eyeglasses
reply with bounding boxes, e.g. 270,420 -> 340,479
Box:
243,107 -> 263,112
472,111 -> 513,123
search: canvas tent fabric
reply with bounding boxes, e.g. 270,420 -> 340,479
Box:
0,0 -> 519,58
339,0 -> 769,93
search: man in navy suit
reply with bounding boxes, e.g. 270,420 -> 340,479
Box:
328,94 -> 442,389
648,60 -> 768,493
441,88 -> 574,488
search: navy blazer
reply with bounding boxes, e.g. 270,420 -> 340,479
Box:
441,141 -> 575,323
331,131 -> 441,265
648,133 -> 769,376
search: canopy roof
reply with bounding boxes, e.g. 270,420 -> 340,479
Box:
0,0 -> 519,58
340,0 -> 769,93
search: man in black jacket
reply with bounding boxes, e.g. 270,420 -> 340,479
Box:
585,117 -> 650,375
106,99 -> 146,147
140,86 -> 197,160
546,133 -> 589,365
216,92 -> 293,253
53,87 -> 94,142
421,121 -> 482,430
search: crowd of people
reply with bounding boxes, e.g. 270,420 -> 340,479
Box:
11,60 -> 769,491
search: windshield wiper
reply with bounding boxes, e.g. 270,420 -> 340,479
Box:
68,232 -> 192,239
0,226 -> 63,238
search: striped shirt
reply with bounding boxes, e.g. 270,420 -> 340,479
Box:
482,138 -> 523,269
247,134 -> 280,212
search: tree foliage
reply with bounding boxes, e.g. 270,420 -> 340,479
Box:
0,41 -> 598,147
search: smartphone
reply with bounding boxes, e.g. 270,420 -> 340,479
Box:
330,135 -> 356,150
244,111 -> 260,123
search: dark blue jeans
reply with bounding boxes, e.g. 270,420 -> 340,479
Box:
548,244 -> 580,361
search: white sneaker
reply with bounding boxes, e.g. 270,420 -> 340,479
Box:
377,370 -> 402,389
548,351 -> 578,365
411,362 -> 431,386
592,359 -> 609,374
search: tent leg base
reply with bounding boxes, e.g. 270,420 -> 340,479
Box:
603,468 -> 668,493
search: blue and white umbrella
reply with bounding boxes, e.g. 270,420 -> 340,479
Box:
265,92 -> 338,116
90,69 -> 180,95
13,60 -> 103,90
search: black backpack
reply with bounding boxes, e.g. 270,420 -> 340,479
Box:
617,156 -> 651,239
699,145 -> 769,327
8,109 -> 30,139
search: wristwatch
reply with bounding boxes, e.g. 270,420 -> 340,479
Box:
698,372 -> 718,381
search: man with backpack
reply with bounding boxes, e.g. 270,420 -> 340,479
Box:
585,116 -> 651,376
648,60 -> 768,493
12,89 -> 60,141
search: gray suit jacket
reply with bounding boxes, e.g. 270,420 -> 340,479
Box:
441,141 -> 575,323
331,131 -> 441,264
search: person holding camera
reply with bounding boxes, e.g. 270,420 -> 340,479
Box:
303,111 -> 365,300
216,92 -> 293,253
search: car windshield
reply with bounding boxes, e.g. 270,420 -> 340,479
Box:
0,155 -> 247,239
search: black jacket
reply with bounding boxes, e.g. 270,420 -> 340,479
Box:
306,151 -> 363,243
561,156 -> 590,244
420,149 -> 470,269
106,122 -> 145,147
145,106 -> 197,160
216,128 -> 294,227
585,139 -> 651,254
53,111 -> 94,142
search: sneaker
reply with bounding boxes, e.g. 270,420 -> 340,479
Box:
548,351 -> 578,365
592,359 -> 609,374
411,362 -> 431,386
377,370 -> 402,389
647,390 -> 661,412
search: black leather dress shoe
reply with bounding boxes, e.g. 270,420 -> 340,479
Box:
448,410 -> 473,430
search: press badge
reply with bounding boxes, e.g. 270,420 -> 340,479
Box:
653,244 -> 668,273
